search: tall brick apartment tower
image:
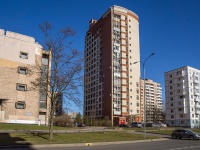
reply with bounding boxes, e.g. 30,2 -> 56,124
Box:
0,29 -> 50,125
84,5 -> 140,126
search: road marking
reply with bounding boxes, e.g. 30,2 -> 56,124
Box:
169,145 -> 200,150
85,143 -> 92,146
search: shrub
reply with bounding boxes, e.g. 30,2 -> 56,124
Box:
54,114 -> 73,127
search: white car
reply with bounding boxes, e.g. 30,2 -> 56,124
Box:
160,123 -> 167,127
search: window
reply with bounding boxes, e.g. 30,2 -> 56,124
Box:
170,80 -> 172,84
16,84 -> 27,91
177,83 -> 182,87
20,51 -> 28,59
171,115 -> 174,119
171,109 -> 174,113
15,101 -> 26,109
136,82 -> 139,87
42,54 -> 49,65
176,71 -> 182,75
18,67 -> 28,74
136,89 -> 139,94
180,120 -> 185,124
178,108 -> 183,111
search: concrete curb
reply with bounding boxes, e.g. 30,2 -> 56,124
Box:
31,138 -> 170,148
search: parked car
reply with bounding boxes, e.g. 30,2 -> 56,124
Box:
167,123 -> 171,127
77,123 -> 86,127
145,123 -> 162,127
153,123 -> 162,127
130,122 -> 143,128
145,123 -> 153,127
119,124 -> 129,128
171,129 -> 200,140
160,123 -> 167,127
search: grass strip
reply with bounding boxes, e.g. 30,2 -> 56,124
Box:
0,132 -> 159,145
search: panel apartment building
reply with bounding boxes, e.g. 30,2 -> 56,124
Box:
84,5 -> 140,125
140,79 -> 163,123
0,29 -> 50,125
165,66 -> 200,128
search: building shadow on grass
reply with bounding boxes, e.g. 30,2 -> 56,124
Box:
30,132 -> 49,140
0,133 -> 36,150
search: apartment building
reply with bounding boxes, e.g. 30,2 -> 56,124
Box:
0,29 -> 50,125
84,5 -> 140,125
55,92 -> 63,116
140,79 -> 163,123
165,66 -> 200,128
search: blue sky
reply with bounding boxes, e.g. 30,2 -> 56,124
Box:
1,0 -> 200,112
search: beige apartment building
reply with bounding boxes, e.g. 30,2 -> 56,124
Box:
84,5 -> 140,125
0,29 -> 50,125
140,79 -> 163,123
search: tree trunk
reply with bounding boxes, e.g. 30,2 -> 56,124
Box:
49,109 -> 54,140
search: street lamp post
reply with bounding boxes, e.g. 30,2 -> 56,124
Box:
134,53 -> 155,139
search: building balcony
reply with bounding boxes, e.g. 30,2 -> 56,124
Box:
176,71 -> 184,77
113,111 -> 121,115
195,109 -> 200,115
114,49 -> 120,53
174,79 -> 184,85
193,85 -> 199,90
195,103 -> 200,108
114,72 -> 121,77
194,98 -> 200,102
176,110 -> 187,114
114,104 -> 121,108
194,91 -> 200,96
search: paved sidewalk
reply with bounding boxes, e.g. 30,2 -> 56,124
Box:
0,127 -> 123,134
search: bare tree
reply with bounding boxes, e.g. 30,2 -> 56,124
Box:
30,22 -> 83,140
149,106 -> 163,123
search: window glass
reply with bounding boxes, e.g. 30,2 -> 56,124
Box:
18,67 -> 27,74
17,84 -> 26,91
15,101 -> 26,109
20,52 -> 28,59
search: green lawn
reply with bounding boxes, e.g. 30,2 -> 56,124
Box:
0,132 -> 159,145
0,124 -> 160,145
